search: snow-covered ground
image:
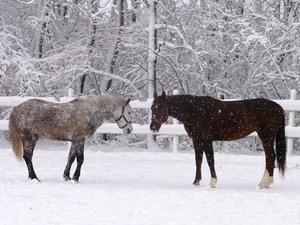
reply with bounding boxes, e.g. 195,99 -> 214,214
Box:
1,141 -> 300,225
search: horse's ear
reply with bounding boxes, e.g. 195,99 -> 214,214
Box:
162,90 -> 166,100
154,92 -> 158,99
126,98 -> 131,105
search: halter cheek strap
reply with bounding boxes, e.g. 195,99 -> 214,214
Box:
151,97 -> 169,125
115,105 -> 132,129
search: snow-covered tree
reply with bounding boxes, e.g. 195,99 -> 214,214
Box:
0,20 -> 39,96
1,0 -> 300,149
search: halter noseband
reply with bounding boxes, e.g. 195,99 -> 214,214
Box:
115,104 -> 132,129
151,96 -> 169,125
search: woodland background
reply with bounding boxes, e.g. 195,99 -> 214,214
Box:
1,0 -> 300,150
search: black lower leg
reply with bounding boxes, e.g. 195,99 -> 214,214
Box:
72,152 -> 84,182
261,139 -> 275,177
64,153 -> 76,180
23,155 -> 39,181
266,153 -> 275,177
205,145 -> 217,180
193,145 -> 203,186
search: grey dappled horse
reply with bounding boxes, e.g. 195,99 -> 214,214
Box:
9,96 -> 133,182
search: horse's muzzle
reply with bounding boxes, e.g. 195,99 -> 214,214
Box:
123,125 -> 133,134
126,128 -> 132,134
150,121 -> 161,132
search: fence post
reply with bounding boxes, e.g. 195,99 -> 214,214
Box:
172,89 -> 180,152
68,88 -> 74,98
287,89 -> 297,155
146,114 -> 154,149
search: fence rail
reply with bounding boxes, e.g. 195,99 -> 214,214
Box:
1,90 -> 300,154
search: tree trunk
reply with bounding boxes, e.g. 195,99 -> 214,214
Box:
147,0 -> 158,148
131,0 -> 140,22
274,0 -> 281,20
147,0 -> 157,98
100,0 -> 125,94
29,0 -> 49,58
80,0 -> 98,94
237,0 -> 245,15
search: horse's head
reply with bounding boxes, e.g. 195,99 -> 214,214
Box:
150,91 -> 168,132
114,99 -> 133,134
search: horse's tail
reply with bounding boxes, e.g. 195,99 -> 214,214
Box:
276,124 -> 286,177
9,114 -> 23,161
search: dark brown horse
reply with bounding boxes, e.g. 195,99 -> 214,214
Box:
150,91 -> 286,188
9,96 -> 133,182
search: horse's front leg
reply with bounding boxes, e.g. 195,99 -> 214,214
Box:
193,139 -> 204,186
72,139 -> 85,182
204,140 -> 217,188
63,142 -> 76,181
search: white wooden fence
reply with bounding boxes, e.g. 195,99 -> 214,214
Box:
0,89 -> 300,154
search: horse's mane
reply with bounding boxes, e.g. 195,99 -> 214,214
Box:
71,95 -> 124,111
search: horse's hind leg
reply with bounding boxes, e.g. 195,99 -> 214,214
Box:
258,136 -> 276,188
22,136 -> 39,180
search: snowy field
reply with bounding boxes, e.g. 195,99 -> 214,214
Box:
1,141 -> 300,225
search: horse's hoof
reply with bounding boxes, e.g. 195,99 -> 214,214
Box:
258,171 -> 273,189
258,183 -> 271,189
72,177 -> 79,182
64,175 -> 71,181
29,176 -> 40,182
210,178 -> 217,188
29,177 -> 40,183
193,180 -> 200,186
